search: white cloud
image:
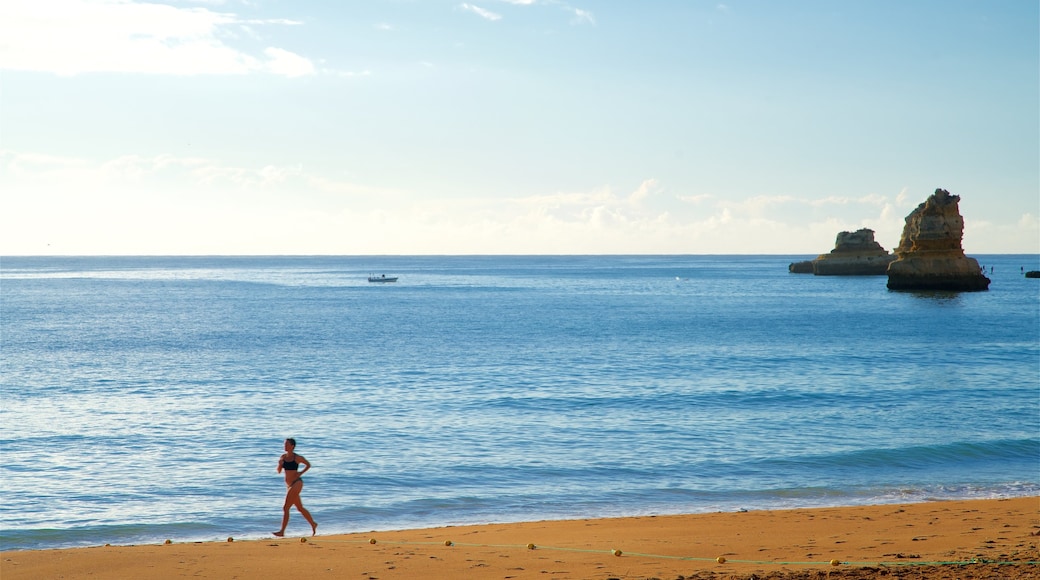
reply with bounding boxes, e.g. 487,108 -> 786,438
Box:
895,187 -> 909,207
472,1 -> 592,26
570,8 -> 595,25
1,150 -> 1033,255
263,47 -> 315,77
460,3 -> 502,21
808,194 -> 888,207
678,193 -> 712,204
0,0 -> 314,77
629,178 -> 658,204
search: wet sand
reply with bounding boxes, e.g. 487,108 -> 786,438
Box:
3,496 -> 1036,579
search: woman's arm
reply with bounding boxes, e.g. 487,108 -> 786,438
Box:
296,454 -> 311,476
277,454 -> 285,473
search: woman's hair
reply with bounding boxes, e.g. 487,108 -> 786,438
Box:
285,438 -> 297,447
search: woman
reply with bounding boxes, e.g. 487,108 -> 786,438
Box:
273,437 -> 317,537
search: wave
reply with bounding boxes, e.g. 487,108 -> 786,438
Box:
791,438 -> 1040,470
0,522 -> 226,552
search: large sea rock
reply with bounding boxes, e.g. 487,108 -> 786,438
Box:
788,228 -> 894,275
886,188 -> 990,291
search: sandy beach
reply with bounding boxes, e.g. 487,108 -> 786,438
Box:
3,496 -> 1036,579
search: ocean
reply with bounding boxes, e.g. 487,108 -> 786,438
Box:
1,255 -> 1037,551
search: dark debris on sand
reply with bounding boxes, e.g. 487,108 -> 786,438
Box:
671,556 -> 1039,580
613,544 -> 1039,580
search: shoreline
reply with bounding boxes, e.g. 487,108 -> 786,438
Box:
3,497 -> 1036,579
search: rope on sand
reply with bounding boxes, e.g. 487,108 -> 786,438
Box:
302,537 -> 1040,568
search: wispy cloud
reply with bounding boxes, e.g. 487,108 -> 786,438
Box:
678,193 -> 713,205
570,8 -> 595,25
629,178 -> 658,204
460,3 -> 502,21
0,0 -> 315,76
263,47 -> 315,77
473,1 -> 594,26
1,150 -> 1023,254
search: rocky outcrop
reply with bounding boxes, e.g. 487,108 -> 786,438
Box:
886,188 -> 990,291
788,228 -> 894,275
788,260 -> 814,274
813,229 -> 896,275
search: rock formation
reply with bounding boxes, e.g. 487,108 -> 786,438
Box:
788,228 -> 894,275
814,229 -> 896,275
788,260 -> 814,274
886,188 -> 990,291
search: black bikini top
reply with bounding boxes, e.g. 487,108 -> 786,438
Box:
282,455 -> 299,471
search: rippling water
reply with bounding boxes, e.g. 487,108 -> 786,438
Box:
1,255 -> 1037,550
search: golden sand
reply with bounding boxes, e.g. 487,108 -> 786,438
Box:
3,496 -> 1037,579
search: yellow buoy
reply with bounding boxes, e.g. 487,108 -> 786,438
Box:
369,538 -> 377,544
164,539 -> 172,545
300,537 -> 308,543
716,556 -> 726,564
830,559 -> 841,566
227,537 -> 234,543
526,543 -> 536,550
444,540 -> 453,546
612,549 -> 622,557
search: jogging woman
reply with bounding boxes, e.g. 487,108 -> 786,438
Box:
273,438 -> 317,536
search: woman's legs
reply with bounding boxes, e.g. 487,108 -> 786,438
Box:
293,495 -> 317,536
273,480 -> 299,536
274,479 -> 315,536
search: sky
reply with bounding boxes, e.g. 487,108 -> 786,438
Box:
1,0 -> 1037,255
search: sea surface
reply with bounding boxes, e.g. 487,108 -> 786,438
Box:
1,255 -> 1038,551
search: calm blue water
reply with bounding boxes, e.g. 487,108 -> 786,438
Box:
1,255 -> 1038,551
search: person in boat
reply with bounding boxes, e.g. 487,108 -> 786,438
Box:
274,437 -> 317,537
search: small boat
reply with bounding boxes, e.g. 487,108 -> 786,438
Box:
368,275 -> 398,283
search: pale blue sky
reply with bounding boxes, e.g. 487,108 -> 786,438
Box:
1,0 -> 1037,255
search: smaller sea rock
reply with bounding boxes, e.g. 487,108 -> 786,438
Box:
788,261 -> 814,274
813,228 -> 896,276
1025,271 -> 1040,279
791,228 -> 894,275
